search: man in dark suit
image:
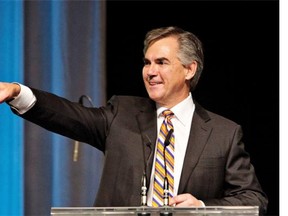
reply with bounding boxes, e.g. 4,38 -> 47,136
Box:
0,26 -> 268,213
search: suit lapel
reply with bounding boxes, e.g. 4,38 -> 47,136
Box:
178,103 -> 212,193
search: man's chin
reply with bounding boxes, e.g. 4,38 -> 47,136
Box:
148,94 -> 163,104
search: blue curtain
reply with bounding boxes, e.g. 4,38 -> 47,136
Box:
0,1 -> 106,215
0,1 -> 24,215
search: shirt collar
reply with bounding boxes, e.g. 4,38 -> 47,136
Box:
156,93 -> 195,126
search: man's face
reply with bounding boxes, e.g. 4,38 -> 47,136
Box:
143,37 -> 194,108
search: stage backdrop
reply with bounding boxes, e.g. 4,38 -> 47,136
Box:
0,1 -> 24,215
0,1 -> 106,215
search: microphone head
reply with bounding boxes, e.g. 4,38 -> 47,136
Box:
164,129 -> 174,147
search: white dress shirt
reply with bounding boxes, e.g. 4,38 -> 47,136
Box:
147,93 -> 195,206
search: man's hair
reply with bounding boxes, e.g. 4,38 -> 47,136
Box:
143,26 -> 204,91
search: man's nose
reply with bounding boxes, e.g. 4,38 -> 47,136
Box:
147,63 -> 159,76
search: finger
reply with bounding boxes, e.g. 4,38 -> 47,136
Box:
170,194 -> 188,205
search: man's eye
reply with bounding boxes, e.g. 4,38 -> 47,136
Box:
143,60 -> 150,65
156,59 -> 166,65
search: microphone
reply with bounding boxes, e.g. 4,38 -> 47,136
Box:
163,129 -> 173,206
138,134 -> 153,216
73,95 -> 94,162
140,134 -> 152,206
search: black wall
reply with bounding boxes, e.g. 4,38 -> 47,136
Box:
106,1 -> 279,215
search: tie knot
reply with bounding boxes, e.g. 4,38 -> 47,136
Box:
162,110 -> 174,118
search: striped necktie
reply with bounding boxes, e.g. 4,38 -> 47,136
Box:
152,110 -> 175,207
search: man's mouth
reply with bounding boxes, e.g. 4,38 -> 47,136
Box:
148,80 -> 162,86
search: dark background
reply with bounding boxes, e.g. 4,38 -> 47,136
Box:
106,1 -> 279,215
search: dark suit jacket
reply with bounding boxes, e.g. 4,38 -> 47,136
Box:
19,89 -> 268,213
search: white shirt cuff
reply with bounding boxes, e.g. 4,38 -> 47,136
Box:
8,83 -> 36,115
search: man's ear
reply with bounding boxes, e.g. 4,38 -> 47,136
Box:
185,61 -> 197,80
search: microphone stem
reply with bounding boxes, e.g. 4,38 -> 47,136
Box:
163,144 -> 169,206
163,176 -> 169,206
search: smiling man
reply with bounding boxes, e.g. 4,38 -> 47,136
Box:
143,36 -> 196,108
0,26 -> 268,213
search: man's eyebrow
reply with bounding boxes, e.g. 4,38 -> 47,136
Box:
143,57 -> 169,62
155,57 -> 169,62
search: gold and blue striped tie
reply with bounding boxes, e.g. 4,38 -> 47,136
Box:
152,110 -> 175,207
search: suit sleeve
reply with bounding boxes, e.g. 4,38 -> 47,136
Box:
203,125 -> 268,214
16,88 -> 116,152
